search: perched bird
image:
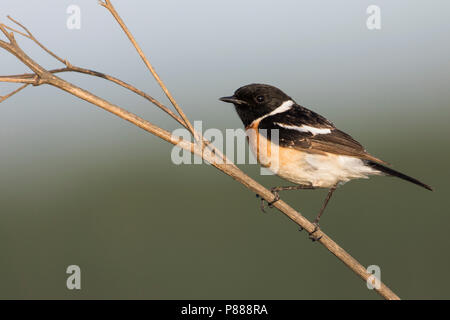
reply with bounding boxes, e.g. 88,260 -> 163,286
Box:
220,84 -> 432,240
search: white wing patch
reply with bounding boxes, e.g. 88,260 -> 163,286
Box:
275,123 -> 332,136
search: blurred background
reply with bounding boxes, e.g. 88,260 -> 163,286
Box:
0,0 -> 449,299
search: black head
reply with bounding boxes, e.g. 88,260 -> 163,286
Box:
220,84 -> 293,127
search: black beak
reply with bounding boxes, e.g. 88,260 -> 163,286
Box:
219,96 -> 246,105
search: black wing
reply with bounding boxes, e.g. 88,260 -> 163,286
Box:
258,103 -> 387,164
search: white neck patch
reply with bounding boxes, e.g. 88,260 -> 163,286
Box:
250,100 -> 294,126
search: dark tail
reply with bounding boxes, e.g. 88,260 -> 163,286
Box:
367,161 -> 433,191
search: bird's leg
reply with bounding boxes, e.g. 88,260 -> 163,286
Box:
308,184 -> 338,241
257,184 -> 315,213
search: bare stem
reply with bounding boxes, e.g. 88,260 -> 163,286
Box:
0,83 -> 28,103
99,0 -> 196,138
5,15 -> 67,65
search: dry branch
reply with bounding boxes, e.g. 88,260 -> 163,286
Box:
0,67 -> 186,126
0,2 -> 400,300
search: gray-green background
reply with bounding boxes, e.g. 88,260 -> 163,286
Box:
0,0 -> 449,299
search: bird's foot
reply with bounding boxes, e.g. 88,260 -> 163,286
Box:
308,222 -> 322,242
256,187 -> 280,213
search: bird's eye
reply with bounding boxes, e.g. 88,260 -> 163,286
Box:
256,95 -> 265,103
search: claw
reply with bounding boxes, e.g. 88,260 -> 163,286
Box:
260,198 -> 268,213
308,223 -> 322,242
267,188 -> 280,208
258,188 -> 280,213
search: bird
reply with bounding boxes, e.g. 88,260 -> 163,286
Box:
219,84 -> 432,240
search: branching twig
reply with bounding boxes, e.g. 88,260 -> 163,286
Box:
1,17 -> 186,127
0,67 -> 186,126
0,4 -> 400,300
99,0 -> 196,138
4,15 -> 67,65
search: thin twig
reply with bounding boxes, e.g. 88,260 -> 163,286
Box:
0,8 -> 400,300
99,0 -> 196,138
0,83 -> 28,103
0,76 -> 35,84
5,15 -> 67,65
